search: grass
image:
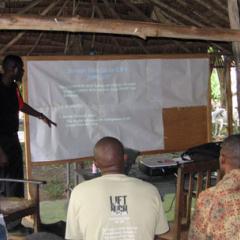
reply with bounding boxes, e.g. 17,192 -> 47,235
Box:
163,193 -> 175,221
40,199 -> 68,224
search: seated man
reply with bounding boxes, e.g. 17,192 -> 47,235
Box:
0,223 -> 7,240
66,136 -> 169,240
188,134 -> 240,240
0,214 -> 7,240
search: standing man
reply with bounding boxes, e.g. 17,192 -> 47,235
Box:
0,55 -> 56,197
188,134 -> 240,240
0,147 -> 7,168
66,136 -> 169,240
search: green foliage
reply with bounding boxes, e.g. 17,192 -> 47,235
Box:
208,47 -> 214,53
211,69 -> 221,101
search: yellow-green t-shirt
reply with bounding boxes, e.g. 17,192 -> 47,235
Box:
66,174 -> 169,240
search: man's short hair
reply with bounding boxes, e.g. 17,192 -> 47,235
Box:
95,136 -> 124,157
2,55 -> 23,71
221,134 -> 240,168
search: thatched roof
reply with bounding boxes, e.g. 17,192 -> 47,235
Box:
0,0 -> 238,64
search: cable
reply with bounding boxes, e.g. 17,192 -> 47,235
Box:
165,194 -> 176,213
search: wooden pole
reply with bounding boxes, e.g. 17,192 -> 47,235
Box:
228,0 -> 240,123
22,57 -> 33,200
225,60 -> 234,135
208,66 -> 213,142
1,14 -> 240,42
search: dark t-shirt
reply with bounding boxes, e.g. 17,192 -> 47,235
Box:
0,74 -> 19,134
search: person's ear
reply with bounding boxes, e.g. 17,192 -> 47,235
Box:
219,153 -> 226,166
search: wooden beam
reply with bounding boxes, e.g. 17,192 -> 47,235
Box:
194,0 -> 228,22
0,35 -> 64,46
212,0 -> 228,13
156,9 -> 180,25
211,43 -> 232,54
153,5 -> 205,53
0,0 -> 62,54
27,32 -> 44,55
122,0 -> 152,21
172,41 -> 191,53
119,1 -> 151,53
174,0 -> 220,27
56,0 -> 71,17
151,6 -> 170,24
150,0 -> 230,56
192,10 -> 219,27
151,5 -> 192,53
93,1 -> 123,54
90,5 -> 96,51
174,0 -> 231,54
28,0 -> 70,56
18,0 -> 43,15
172,0 -> 230,53
0,32 -> 26,55
102,0 -> 148,53
1,14 -> 240,42
149,0 -> 202,27
0,0 -> 43,55
134,38 -> 149,54
0,43 -> 63,51
64,0 -> 80,54
102,0 -> 119,19
103,0 -> 148,54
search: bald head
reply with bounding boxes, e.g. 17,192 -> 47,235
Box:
94,137 -> 125,174
221,134 -> 240,169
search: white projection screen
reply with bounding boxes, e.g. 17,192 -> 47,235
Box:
24,55 -> 209,163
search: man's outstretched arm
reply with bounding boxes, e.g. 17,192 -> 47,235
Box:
21,102 -> 57,127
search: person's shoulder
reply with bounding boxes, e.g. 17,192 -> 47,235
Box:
197,186 -> 216,206
199,186 -> 215,197
215,169 -> 240,192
